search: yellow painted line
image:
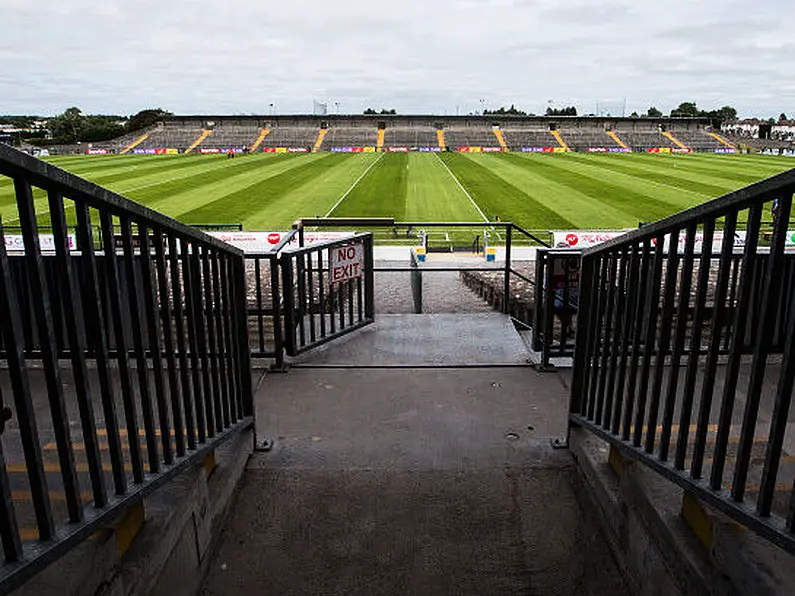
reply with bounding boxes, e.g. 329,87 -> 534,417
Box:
436,129 -> 446,151
249,128 -> 270,152
376,129 -> 385,150
120,133 -> 149,155
661,130 -> 688,150
550,130 -> 570,151
184,129 -> 213,154
493,129 -> 508,150
708,132 -> 735,149
606,130 -> 629,149
7,463 -> 151,473
312,128 -> 327,152
12,490 -> 93,502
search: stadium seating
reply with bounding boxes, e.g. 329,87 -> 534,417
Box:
259,126 -> 317,149
382,127 -> 440,147
444,126 -> 501,148
325,126 -> 378,148
555,130 -> 622,151
207,123 -> 261,148
500,128 -> 556,150
134,122 -> 206,151
667,130 -> 726,150
613,131 -> 677,150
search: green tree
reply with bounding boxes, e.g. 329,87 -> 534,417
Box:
780,113 -> 788,121
363,108 -> 377,115
545,106 -> 577,116
645,106 -> 662,117
670,102 -> 700,117
125,108 -> 172,133
48,107 -> 86,143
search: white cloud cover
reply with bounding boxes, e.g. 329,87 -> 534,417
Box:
1,0 -> 792,117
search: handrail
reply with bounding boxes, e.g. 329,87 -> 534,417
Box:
0,144 -> 240,255
0,145 -> 252,590
569,172 -> 795,555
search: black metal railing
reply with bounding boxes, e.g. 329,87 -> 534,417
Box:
0,144 -> 253,591
533,249 -> 581,368
281,233 -> 375,356
569,168 -> 795,554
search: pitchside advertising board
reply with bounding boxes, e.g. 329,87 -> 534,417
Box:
553,230 -> 749,252
207,231 -> 355,253
4,234 -> 77,252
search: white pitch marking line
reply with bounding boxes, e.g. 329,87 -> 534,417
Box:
323,152 -> 385,218
434,152 -> 502,240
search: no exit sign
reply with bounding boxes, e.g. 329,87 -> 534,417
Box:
330,244 -> 364,284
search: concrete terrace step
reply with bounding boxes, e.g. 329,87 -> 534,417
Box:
289,313 -> 531,367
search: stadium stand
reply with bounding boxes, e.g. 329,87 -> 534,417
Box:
613,131 -> 678,150
325,125 -> 378,148
550,130 -> 570,151
444,124 -> 501,148
668,130 -> 729,151
134,121 -> 206,151
184,129 -> 213,153
94,115 -> 760,154
382,127 -> 440,148
553,130 -> 620,151
258,125 -> 316,149
206,123 -> 260,148
249,129 -> 270,151
500,127 -> 556,150
493,129 -> 508,150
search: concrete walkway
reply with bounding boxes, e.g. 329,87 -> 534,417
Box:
201,314 -> 628,595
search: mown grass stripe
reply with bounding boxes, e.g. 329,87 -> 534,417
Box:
498,152 -> 686,223
177,154 -> 341,223
333,153 -> 409,219
440,153 -> 575,229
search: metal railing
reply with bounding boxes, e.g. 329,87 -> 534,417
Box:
569,168 -> 795,554
281,233 -> 375,356
0,144 -> 253,591
533,249 -> 581,368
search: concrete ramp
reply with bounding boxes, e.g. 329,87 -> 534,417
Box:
291,313 -> 530,366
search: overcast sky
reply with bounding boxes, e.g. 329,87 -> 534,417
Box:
2,0 -> 792,118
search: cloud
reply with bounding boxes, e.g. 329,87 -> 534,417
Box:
0,0 -> 792,118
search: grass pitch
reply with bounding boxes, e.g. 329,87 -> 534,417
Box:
0,151 -> 793,233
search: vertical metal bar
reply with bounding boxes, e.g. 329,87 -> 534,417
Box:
211,251 -> 231,428
182,239 -> 207,442
234,255 -> 254,418
356,275 -> 363,323
338,269 -> 346,330
676,219 -> 715,471
586,256 -> 609,420
710,205 -> 762,490
0,412 -> 22,560
200,247 -> 221,434
503,225 -> 512,314
604,248 -> 628,429
691,214 -> 736,480
595,253 -> 619,425
73,202 -> 124,499
307,251 -> 316,342
347,276 -> 354,325
658,224 -> 696,462
0,222 -> 54,539
14,178 -> 83,522
569,255 -> 595,417
219,255 -> 238,423
254,257 -> 264,354
533,254 -> 545,353
100,212 -> 144,483
138,228 -> 172,465
121,220 -> 161,473
317,250 -> 327,338
723,255 -> 740,352
169,236 -> 196,451
269,255 -> 284,368
612,243 -> 640,435
732,196 -> 792,502
542,258 -> 556,368
645,231 -> 681,454
634,237 -> 664,448
759,247 -> 795,516
364,234 -> 375,320
155,231 -> 185,457
281,255 -> 296,356
297,253 -> 307,347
